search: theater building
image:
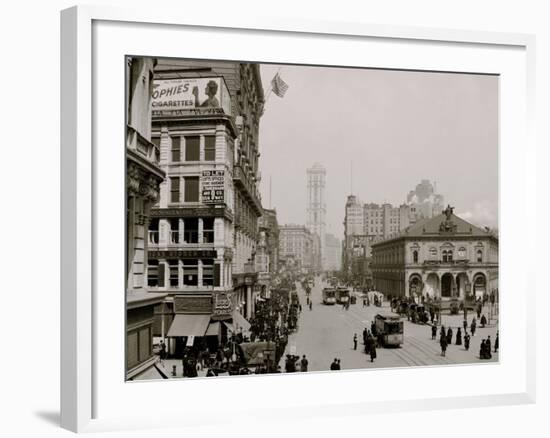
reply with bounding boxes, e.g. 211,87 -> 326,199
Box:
371,206 -> 498,301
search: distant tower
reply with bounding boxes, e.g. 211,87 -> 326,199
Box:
306,163 -> 326,271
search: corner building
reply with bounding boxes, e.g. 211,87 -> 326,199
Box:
147,60 -> 264,357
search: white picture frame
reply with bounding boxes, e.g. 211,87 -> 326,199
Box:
60,5 -> 536,433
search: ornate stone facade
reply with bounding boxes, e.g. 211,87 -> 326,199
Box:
371,207 -> 498,302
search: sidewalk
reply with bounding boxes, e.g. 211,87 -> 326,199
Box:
156,358 -> 209,379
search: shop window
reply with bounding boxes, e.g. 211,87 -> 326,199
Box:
171,136 -> 181,162
183,218 -> 199,244
184,176 -> 199,202
183,259 -> 199,286
170,177 -> 180,203
203,218 -> 215,243
202,259 -> 214,286
168,259 -> 179,287
204,135 -> 216,161
185,136 -> 200,161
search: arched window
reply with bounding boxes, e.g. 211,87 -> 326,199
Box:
413,250 -> 418,263
476,249 -> 483,263
458,247 -> 466,259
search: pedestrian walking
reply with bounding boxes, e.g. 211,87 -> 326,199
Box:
363,327 -> 368,345
431,324 -> 437,340
363,298 -> 366,307
480,339 -> 487,359
330,358 -> 338,370
300,355 -> 309,372
477,303 -> 482,319
464,333 -> 471,351
369,340 -> 377,363
463,318 -> 468,332
309,301 -> 312,311
494,331 -> 499,353
471,318 -> 477,337
440,335 -> 448,357
455,327 -> 462,345
159,340 -> 167,365
486,336 -> 492,359
353,333 -> 358,350
480,314 -> 487,328
446,327 -> 453,346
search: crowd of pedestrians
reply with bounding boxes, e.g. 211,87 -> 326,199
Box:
431,316 -> 498,360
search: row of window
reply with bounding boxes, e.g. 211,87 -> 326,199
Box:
147,258 -> 221,287
152,135 -> 217,163
149,218 -> 215,245
412,248 -> 483,263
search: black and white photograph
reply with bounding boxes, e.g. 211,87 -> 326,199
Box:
126,57 -> 499,381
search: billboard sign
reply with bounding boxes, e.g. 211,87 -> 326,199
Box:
151,77 -> 231,116
201,170 -> 225,204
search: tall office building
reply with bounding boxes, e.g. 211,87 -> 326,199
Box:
306,163 -> 326,271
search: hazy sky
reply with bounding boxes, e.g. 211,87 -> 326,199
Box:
257,64 -> 499,240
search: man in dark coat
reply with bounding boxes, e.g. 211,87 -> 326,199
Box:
446,327 -> 453,346
463,318 -> 468,332
480,339 -> 487,359
440,335 -> 448,357
369,340 -> 377,363
440,325 -> 446,340
480,314 -> 487,328
363,328 -> 368,345
494,331 -> 499,353
471,318 -> 477,337
353,333 -> 358,350
464,333 -> 471,351
431,324 -> 437,340
455,327 -> 462,345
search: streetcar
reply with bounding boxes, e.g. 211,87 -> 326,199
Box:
322,287 -> 336,305
374,312 -> 404,347
336,287 -> 351,305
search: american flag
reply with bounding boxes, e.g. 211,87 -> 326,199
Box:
271,73 -> 289,98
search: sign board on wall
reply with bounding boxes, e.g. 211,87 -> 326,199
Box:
212,292 -> 233,320
201,170 -> 225,204
152,77 -> 231,115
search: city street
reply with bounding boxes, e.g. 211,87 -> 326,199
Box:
281,276 -> 499,372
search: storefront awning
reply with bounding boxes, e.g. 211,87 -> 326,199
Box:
167,314 -> 210,337
205,321 -> 221,337
232,311 -> 251,332
223,321 -> 234,333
